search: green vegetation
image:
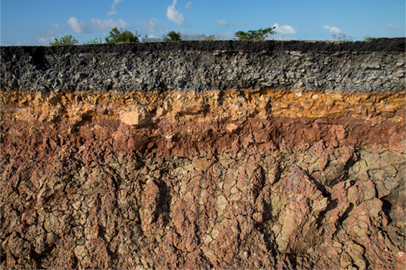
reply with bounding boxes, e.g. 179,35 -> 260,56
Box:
164,31 -> 181,42
50,35 -> 78,46
331,32 -> 353,41
205,34 -> 225,41
205,35 -> 216,41
49,27 -> 375,45
233,27 -> 276,40
364,35 -> 375,41
105,27 -> 140,43
85,38 -> 103,45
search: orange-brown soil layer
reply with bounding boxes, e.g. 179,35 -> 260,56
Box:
1,89 -> 405,123
1,89 -> 404,155
1,89 -> 405,269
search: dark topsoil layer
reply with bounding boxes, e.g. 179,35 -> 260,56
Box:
1,38 -> 405,59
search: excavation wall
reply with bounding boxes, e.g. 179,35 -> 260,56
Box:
1,39 -> 405,269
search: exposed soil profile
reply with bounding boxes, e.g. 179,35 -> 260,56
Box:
1,88 -> 405,269
1,39 -> 405,269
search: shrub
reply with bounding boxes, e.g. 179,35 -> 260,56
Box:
50,35 -> 78,46
364,35 -> 375,42
233,27 -> 276,40
331,32 -> 353,41
164,31 -> 181,42
105,27 -> 140,43
85,38 -> 103,45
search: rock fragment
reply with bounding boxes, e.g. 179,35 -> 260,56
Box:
120,109 -> 151,126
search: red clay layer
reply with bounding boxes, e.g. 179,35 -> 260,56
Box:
1,116 -> 405,269
1,116 -> 403,163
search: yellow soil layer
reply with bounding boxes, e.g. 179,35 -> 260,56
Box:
1,89 -> 404,124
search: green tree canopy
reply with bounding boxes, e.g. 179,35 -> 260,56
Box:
164,31 -> 181,42
50,35 -> 78,46
105,27 -> 140,43
233,27 -> 276,41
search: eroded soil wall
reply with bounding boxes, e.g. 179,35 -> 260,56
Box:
1,39 -> 405,269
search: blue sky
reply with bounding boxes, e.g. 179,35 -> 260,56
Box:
1,0 -> 405,45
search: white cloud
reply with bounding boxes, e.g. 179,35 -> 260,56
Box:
67,17 -> 91,33
216,19 -> 229,27
386,23 -> 405,30
5,30 -> 63,46
139,18 -> 168,36
186,2 -> 192,8
91,18 -> 129,34
107,0 -> 123,16
34,31 -> 60,45
4,40 -> 31,46
166,0 -> 184,25
47,23 -> 68,35
323,25 -> 342,33
273,23 -> 296,34
215,20 -> 247,27
49,23 -> 59,29
37,37 -> 55,45
48,23 -> 64,31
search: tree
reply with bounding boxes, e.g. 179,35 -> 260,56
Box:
164,31 -> 181,42
85,38 -> 103,45
50,35 -> 78,46
233,27 -> 276,41
105,27 -> 140,43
